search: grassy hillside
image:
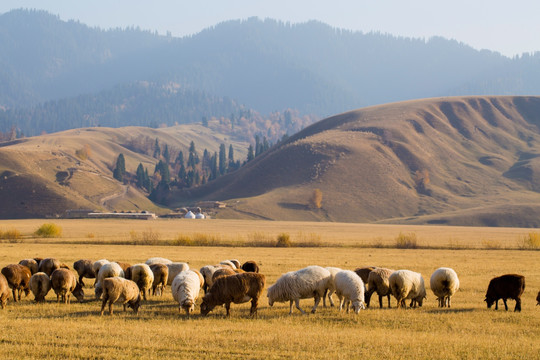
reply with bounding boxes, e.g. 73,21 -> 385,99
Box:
167,96 -> 540,226
0,125 -> 248,218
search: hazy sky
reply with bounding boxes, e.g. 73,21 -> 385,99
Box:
1,0 -> 539,58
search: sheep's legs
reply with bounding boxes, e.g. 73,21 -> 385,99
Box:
250,298 -> 258,317
293,299 -> 306,314
514,298 -> 521,312
100,297 -> 108,316
338,295 -> 344,311
225,302 -> 231,316
386,294 -> 391,308
502,299 -> 508,311
311,294 -> 321,314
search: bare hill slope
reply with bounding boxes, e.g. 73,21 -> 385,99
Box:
166,96 -> 540,226
0,125 -> 247,218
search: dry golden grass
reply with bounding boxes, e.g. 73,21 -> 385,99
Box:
0,219 -> 539,359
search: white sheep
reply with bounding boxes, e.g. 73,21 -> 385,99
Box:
29,272 -> 51,302
389,270 -> 426,308
334,270 -> 366,313
199,264 -> 224,293
172,270 -> 201,316
100,277 -> 141,315
267,265 -> 332,315
92,259 -> 110,280
166,262 -> 190,286
366,268 -> 394,308
145,257 -> 173,266
129,264 -> 154,301
219,260 -> 237,269
324,266 -> 343,307
94,262 -> 124,299
430,267 -> 460,307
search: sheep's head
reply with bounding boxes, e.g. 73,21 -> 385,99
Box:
94,284 -> 103,300
485,297 -> 495,309
200,296 -> 215,316
128,295 -> 141,314
73,282 -> 85,303
352,301 -> 365,314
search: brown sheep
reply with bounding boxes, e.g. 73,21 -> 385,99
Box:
0,273 -> 10,309
485,274 -> 525,312
211,267 -> 237,282
200,272 -> 266,317
29,272 -> 51,303
537,290 -> 540,306
100,277 -> 141,315
50,268 -> 84,304
1,264 -> 31,301
354,266 -> 377,284
365,268 -> 394,308
149,263 -> 169,296
19,259 -> 39,275
241,260 -> 260,273
114,261 -> 132,274
38,258 -> 61,276
73,259 -> 95,286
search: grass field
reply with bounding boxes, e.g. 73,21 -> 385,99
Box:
0,219 -> 539,359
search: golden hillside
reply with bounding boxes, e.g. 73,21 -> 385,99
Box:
0,125 -> 247,218
167,96 -> 540,226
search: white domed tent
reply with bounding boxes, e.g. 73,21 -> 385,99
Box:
195,213 -> 205,219
184,211 -> 195,219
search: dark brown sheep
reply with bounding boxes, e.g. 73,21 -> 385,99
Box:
241,261 -> 260,273
354,266 -> 377,284
73,259 -> 95,286
1,264 -> 31,301
149,263 -> 169,296
485,274 -> 525,312
114,262 -> 132,274
211,267 -> 237,282
38,258 -> 61,276
201,272 -> 266,317
50,268 -> 84,304
0,273 -> 10,308
536,290 -> 540,306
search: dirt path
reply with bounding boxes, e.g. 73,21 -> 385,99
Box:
100,184 -> 129,208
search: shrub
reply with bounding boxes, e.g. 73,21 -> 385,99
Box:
34,223 -> 62,238
129,228 -> 161,245
309,189 -> 323,209
482,239 -> 502,250
276,233 -> 292,247
517,232 -> 540,250
395,232 -> 418,249
75,144 -> 91,160
0,228 -> 22,242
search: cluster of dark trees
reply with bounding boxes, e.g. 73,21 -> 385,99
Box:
116,134 -> 274,198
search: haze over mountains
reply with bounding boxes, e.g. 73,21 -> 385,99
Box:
1,10 -> 540,226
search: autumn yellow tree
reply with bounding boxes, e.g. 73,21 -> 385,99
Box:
310,189 -> 323,209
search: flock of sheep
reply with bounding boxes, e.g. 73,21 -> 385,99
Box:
0,256 -> 538,316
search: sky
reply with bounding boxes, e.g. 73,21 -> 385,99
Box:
1,0 -> 539,58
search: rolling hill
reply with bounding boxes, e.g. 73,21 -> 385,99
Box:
164,96 -> 540,227
0,125 -> 248,218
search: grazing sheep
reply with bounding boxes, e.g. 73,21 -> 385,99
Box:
354,266 -> 377,284
166,262 -> 190,286
100,277 -> 141,315
51,268 -> 84,304
212,267 -> 238,282
38,258 -> 61,276
73,259 -> 95,287
366,268 -> 394,308
1,264 -> 31,301
172,270 -> 202,316
149,263 -> 169,296
430,267 -> 460,308
192,269 -> 204,288
0,273 -> 10,309
128,264 -> 154,301
200,264 -> 224,293
19,259 -> 39,275
537,291 -> 540,306
29,272 -> 51,303
94,262 -> 124,299
389,270 -> 427,308
145,257 -> 173,266
267,265 -> 332,315
114,262 -> 132,274
219,260 -> 237,269
484,274 -> 525,312
201,272 -> 266,317
334,270 -> 366,314
92,259 -> 110,279
227,259 -> 241,269
241,260 -> 260,273
324,267 -> 343,307
33,258 -> 43,266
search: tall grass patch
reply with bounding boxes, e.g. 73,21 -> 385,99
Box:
34,223 -> 62,238
395,232 -> 418,249
0,228 -> 22,242
517,232 -> 540,250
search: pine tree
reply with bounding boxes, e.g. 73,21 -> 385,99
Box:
187,141 -> 199,168
113,153 -> 126,182
175,151 -> 184,166
153,138 -> 161,158
136,163 -> 145,188
219,143 -> 227,175
210,152 -> 218,180
255,135 -> 262,156
163,144 -> 170,164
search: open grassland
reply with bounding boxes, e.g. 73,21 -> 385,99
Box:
0,219 -> 539,359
